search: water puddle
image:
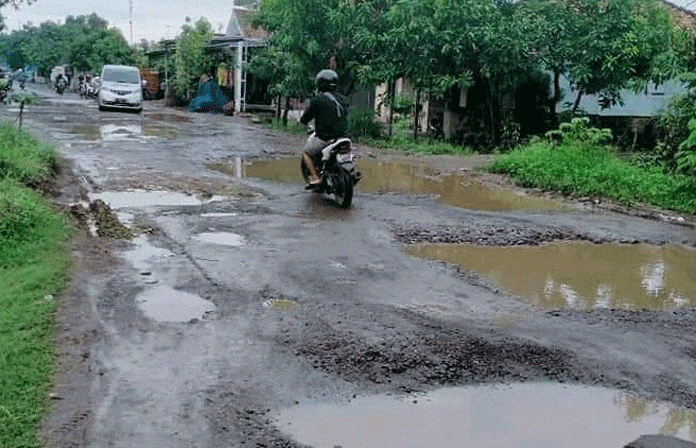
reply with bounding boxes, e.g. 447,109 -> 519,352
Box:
121,236 -> 175,272
242,158 -> 563,211
192,232 -> 245,247
69,123 -> 180,141
406,242 -> 696,310
136,285 -> 216,322
90,190 -> 219,209
275,383 -> 696,448
263,298 -> 300,311
144,112 -> 192,124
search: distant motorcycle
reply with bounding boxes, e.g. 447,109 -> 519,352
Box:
55,77 -> 67,95
300,134 -> 361,208
0,79 -> 10,103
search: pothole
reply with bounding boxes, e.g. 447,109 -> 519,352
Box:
407,242 -> 696,310
192,232 -> 245,246
121,235 -> 175,272
274,383 -> 696,448
263,298 -> 300,311
234,157 -> 564,212
69,123 -> 181,141
90,190 -> 221,209
135,285 -> 216,322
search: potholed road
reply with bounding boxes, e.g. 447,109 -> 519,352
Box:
6,84 -> 696,448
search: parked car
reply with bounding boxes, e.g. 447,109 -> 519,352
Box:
97,65 -> 143,112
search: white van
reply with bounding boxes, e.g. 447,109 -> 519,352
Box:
97,65 -> 143,112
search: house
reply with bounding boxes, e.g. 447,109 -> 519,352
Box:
213,1 -> 270,112
551,0 -> 696,148
146,0 -> 269,112
374,0 -> 696,148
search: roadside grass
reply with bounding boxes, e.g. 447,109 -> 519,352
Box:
490,140 -> 696,215
261,113 -> 473,155
0,123 -> 73,447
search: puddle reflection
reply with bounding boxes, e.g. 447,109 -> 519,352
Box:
193,232 -> 245,246
91,190 -> 219,209
406,242 -> 696,310
70,122 -> 180,141
136,285 -> 216,322
275,383 -> 696,448
242,157 -> 563,211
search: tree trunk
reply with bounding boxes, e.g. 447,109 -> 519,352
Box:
413,88 -> 421,141
483,78 -> 497,146
276,94 -> 282,120
572,89 -> 584,115
282,96 -> 291,126
550,68 -> 561,128
388,79 -> 395,137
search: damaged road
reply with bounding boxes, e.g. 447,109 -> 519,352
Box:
6,86 -> 696,447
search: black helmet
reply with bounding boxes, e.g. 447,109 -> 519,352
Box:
315,69 -> 338,92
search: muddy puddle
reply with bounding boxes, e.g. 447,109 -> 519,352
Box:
192,232 -> 245,246
275,383 -> 696,448
90,190 -> 221,209
69,122 -> 180,141
242,157 -> 564,211
136,285 -> 216,322
407,242 -> 696,310
122,235 -> 175,272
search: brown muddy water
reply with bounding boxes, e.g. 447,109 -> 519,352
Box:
69,122 -> 180,141
275,383 -> 696,448
242,157 -> 564,211
407,242 -> 696,310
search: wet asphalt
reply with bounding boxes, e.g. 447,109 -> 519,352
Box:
6,83 -> 696,448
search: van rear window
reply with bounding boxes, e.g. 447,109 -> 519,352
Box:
102,68 -> 140,84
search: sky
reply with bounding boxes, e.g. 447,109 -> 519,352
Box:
1,0 -> 238,43
3,0 -> 696,44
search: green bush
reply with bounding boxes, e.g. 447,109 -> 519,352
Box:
0,122 -> 73,448
0,123 -> 58,187
545,117 -> 613,146
349,110 -> 382,139
491,138 -> 696,214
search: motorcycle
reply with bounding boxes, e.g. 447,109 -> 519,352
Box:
55,77 -> 67,95
300,134 -> 361,208
0,80 -> 10,103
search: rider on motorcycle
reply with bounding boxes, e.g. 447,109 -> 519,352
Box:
300,69 -> 349,186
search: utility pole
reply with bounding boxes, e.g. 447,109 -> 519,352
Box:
129,0 -> 134,45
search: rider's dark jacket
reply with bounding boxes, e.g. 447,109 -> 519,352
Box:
300,91 -> 349,141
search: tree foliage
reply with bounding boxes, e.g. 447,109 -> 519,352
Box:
254,0 -> 685,146
0,14 -> 136,76
172,17 -> 214,99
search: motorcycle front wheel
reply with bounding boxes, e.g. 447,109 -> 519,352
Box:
333,168 -> 353,208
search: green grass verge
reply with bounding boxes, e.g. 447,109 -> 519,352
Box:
490,140 -> 696,215
0,123 -> 73,448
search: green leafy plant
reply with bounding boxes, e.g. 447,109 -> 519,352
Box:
349,110 -> 382,139
9,92 -> 38,128
546,117 -> 613,145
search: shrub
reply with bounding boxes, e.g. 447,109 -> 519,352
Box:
349,110 -> 382,139
545,117 -> 613,146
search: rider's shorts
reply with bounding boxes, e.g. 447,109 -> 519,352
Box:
303,134 -> 328,159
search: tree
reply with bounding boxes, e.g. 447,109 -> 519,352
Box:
0,14 -> 135,77
172,17 -> 213,99
517,0 -> 680,116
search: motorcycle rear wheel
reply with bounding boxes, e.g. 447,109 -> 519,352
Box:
333,168 -> 353,208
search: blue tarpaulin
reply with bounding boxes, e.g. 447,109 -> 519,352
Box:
189,80 -> 230,113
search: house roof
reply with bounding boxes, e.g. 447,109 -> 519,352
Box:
225,6 -> 269,41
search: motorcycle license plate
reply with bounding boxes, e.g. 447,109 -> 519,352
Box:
336,153 -> 353,163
